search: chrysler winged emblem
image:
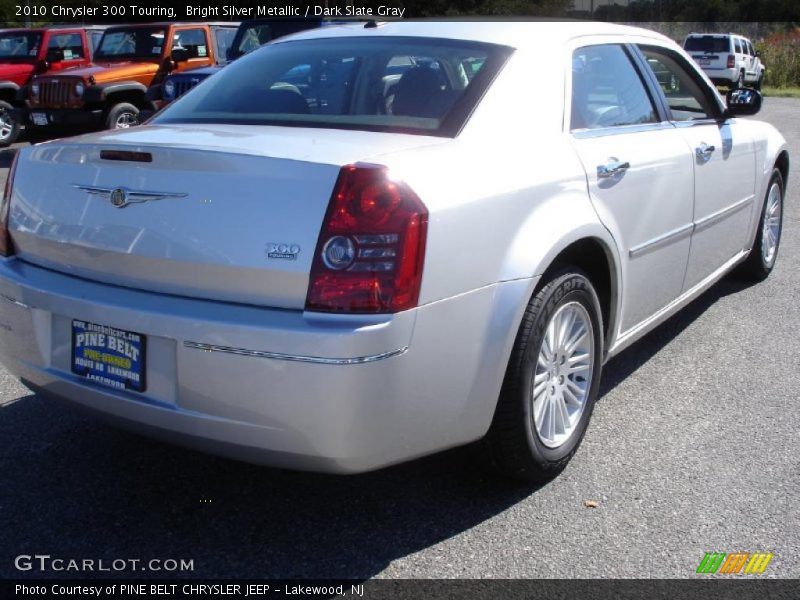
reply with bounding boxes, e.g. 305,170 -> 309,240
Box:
73,185 -> 187,208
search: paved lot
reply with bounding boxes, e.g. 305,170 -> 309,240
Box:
1,99 -> 798,580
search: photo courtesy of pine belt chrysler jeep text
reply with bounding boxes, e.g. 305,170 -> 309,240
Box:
0,22 -> 789,481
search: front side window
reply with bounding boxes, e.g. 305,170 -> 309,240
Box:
47,33 -> 83,61
570,44 -> 657,130
155,36 -> 511,136
173,29 -> 208,59
95,27 -> 167,60
0,32 -> 42,59
639,46 -> 720,122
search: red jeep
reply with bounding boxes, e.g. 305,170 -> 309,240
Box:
0,26 -> 105,146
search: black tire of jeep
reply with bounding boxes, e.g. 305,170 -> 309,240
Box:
736,70 -> 745,89
485,270 -> 604,482
105,103 -> 140,130
0,100 -> 21,147
737,168 -> 784,282
754,74 -> 763,91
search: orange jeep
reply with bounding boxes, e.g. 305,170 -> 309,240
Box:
26,21 -> 236,133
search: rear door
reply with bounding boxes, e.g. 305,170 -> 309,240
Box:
568,43 -> 695,332
636,45 -> 756,291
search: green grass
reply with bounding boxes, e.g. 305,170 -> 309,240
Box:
761,86 -> 800,98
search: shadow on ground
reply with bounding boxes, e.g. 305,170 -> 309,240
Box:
1,275 -> 755,579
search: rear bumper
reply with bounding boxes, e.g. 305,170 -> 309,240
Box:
0,258 -> 532,473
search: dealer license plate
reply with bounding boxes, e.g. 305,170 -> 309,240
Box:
71,320 -> 146,392
31,112 -> 48,126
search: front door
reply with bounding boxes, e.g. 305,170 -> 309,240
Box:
569,43 -> 695,332
637,45 -> 757,290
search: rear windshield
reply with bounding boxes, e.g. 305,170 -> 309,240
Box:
684,36 -> 731,53
154,36 -> 513,136
95,27 -> 167,60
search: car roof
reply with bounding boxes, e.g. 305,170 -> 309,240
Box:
275,20 -> 670,49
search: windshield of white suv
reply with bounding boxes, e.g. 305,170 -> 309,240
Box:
684,36 -> 731,53
94,27 -> 167,60
154,36 -> 512,137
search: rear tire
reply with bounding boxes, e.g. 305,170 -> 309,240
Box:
0,100 -> 21,147
105,103 -> 140,130
485,270 -> 604,482
737,168 -> 784,281
736,70 -> 745,89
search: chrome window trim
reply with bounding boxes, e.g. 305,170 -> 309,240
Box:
183,341 -> 408,365
571,120 -> 674,139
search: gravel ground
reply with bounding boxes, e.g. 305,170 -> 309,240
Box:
1,99 -> 798,580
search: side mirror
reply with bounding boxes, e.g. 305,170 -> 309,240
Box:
726,88 -> 763,117
35,59 -> 50,73
171,47 -> 190,63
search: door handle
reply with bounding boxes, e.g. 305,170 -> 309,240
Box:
695,143 -> 716,160
597,159 -> 630,179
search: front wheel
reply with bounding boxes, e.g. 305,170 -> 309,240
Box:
105,103 -> 140,130
0,100 -> 21,147
486,270 -> 604,482
737,168 -> 784,281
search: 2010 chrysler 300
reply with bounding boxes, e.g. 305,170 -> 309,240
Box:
0,22 -> 789,480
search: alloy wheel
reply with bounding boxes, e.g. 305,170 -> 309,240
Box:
761,181 -> 782,266
531,301 -> 595,448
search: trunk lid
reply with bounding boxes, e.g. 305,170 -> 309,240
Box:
9,124 -> 447,309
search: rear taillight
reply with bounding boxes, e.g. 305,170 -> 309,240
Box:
0,151 -> 19,257
727,54 -> 736,68
305,164 -> 428,314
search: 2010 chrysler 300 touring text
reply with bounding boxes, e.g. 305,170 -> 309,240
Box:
0,22 -> 789,481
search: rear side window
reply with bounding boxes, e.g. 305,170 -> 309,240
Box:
0,32 -> 42,57
734,38 -> 742,53
88,31 -> 104,53
214,28 -> 236,62
570,44 -> 657,130
684,36 -> 731,54
234,24 -> 272,57
155,36 -> 512,136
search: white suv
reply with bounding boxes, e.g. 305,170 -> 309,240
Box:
684,33 -> 765,89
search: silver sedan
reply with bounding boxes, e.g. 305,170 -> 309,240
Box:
0,21 -> 789,480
